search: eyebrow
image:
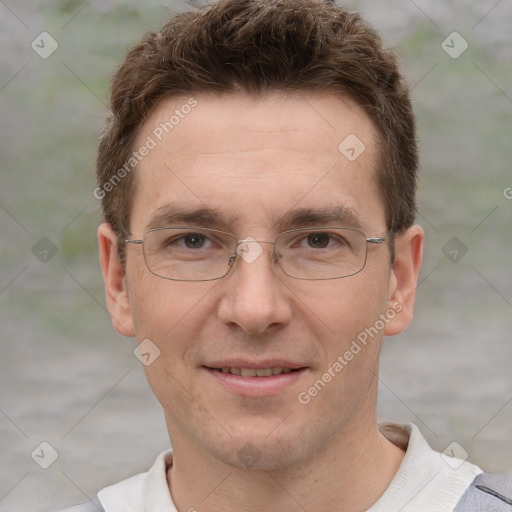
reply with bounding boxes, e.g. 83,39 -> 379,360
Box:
276,205 -> 364,231
146,205 -> 235,232
145,203 -> 366,233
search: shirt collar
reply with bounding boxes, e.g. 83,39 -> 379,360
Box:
98,422 -> 482,512
368,422 -> 482,511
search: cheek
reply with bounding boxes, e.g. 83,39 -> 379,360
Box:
127,250 -> 188,331
129,278 -> 209,414
299,277 -> 388,407
127,264 -> 219,371
299,271 -> 391,399
300,272 -> 388,337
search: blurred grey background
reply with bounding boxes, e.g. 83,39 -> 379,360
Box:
0,0 -> 511,510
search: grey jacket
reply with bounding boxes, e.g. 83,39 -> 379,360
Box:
57,472 -> 512,511
453,473 -> 512,511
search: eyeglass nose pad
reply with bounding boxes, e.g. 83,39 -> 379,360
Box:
271,250 -> 282,265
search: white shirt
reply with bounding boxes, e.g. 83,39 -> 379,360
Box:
94,422 -> 482,512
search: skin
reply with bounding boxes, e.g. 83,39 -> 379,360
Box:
98,91 -> 424,511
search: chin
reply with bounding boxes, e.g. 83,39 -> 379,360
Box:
219,443 -> 306,471
203,426 -> 311,471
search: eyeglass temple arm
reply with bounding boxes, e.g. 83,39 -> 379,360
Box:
366,230 -> 394,245
124,239 -> 143,244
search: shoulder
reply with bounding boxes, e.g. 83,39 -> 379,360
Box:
52,497 -> 104,512
51,449 -> 173,512
50,472 -> 145,512
52,472 -> 146,512
454,472 -> 512,511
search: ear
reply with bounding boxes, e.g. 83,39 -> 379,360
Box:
97,222 -> 135,337
383,224 -> 424,336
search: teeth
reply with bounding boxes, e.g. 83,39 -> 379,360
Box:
256,368 -> 273,377
218,367 -> 296,377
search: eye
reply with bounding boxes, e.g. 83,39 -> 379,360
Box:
160,232 -> 213,250
306,232 -> 331,249
180,233 -> 208,249
302,231 -> 349,249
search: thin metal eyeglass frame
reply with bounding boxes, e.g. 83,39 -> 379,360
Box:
123,226 -> 394,281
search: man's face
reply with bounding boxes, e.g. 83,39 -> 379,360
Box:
106,91 -> 414,470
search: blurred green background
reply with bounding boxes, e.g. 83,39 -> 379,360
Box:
0,0 -> 511,510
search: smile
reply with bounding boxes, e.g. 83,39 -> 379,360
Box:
212,367 -> 299,377
203,366 -> 308,397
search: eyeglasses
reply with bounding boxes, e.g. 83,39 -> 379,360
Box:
124,226 -> 393,281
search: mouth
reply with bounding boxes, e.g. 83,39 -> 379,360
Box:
209,367 -> 301,377
203,364 -> 308,397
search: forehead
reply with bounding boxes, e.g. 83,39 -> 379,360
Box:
130,91 -> 384,234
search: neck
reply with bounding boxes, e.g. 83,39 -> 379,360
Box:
167,418 -> 405,511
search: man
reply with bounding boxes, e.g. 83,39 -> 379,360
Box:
66,0 -> 511,510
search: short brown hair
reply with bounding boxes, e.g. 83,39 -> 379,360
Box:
96,0 -> 418,263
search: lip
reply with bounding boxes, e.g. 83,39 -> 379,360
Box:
203,365 -> 309,397
204,359 -> 305,370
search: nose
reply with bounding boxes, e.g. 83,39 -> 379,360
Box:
216,239 -> 292,335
